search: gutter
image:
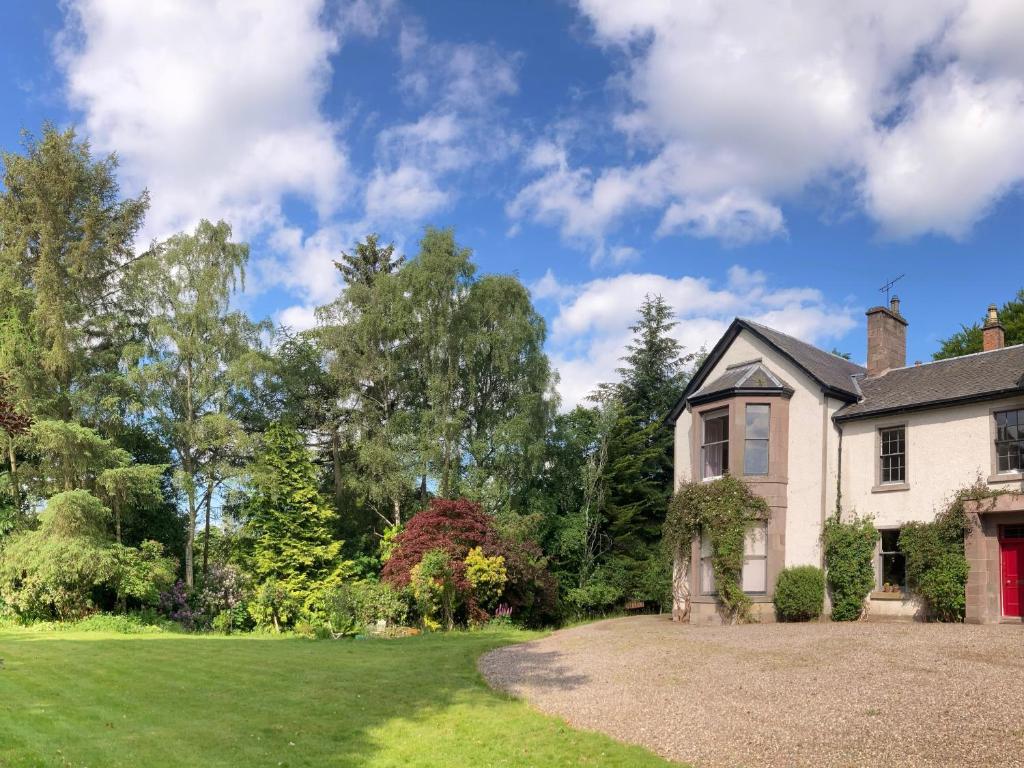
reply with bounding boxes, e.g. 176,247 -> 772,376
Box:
833,387 -> 1024,423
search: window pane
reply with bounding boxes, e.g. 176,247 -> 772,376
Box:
881,553 -> 906,587
880,529 -> 900,552
742,557 -> 766,592
703,443 -> 725,478
745,404 -> 770,439
700,557 -> 715,594
704,412 -> 727,442
700,532 -> 713,558
744,439 -> 769,475
745,523 -> 767,556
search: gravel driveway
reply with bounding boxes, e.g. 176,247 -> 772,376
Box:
480,615 -> 1024,768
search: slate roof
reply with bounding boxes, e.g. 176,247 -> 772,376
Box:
690,360 -> 794,404
666,318 -> 864,424
740,320 -> 865,399
835,344 -> 1024,421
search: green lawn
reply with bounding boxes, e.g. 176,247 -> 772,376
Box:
0,627 -> 673,767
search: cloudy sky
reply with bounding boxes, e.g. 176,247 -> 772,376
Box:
3,0 -> 1023,407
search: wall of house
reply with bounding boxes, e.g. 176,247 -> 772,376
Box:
839,392 -> 1024,525
673,329 -> 834,571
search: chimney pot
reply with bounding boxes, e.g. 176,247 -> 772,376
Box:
982,303 -> 1005,352
866,298 -> 908,376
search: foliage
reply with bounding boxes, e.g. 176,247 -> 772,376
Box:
664,476 -> 770,623
111,540 -> 177,607
411,549 -> 460,631
464,546 -> 507,612
323,580 -> 410,636
245,421 -> 351,621
378,523 -> 401,563
823,514 -> 877,621
128,218 -> 267,587
899,481 -> 999,621
934,289 -> 1024,359
773,565 -> 825,621
248,578 -> 300,632
0,124 -> 148,424
382,498 -> 555,626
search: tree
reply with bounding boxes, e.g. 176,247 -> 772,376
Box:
934,289 -> 1024,359
459,274 -> 554,518
317,239 -> 416,528
129,219 -> 266,587
333,233 -> 403,289
598,296 -> 693,602
244,422 -> 349,616
0,125 -> 148,424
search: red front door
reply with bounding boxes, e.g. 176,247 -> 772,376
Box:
1001,539 -> 1024,618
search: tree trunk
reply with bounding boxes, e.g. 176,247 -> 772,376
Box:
8,440 -> 19,519
671,545 -> 691,622
331,430 -> 343,506
201,481 -> 214,583
392,497 -> 401,528
113,498 -> 122,545
185,487 -> 197,588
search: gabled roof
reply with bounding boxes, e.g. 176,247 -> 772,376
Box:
835,344 -> 1024,421
688,360 -> 794,406
666,318 -> 865,424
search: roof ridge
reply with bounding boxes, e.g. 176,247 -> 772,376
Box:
884,342 -> 1024,373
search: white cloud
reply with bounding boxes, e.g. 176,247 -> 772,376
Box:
863,67 -> 1024,239
510,0 -> 1024,251
361,25 -> 521,225
58,0 -> 362,242
365,165 -> 451,223
546,267 -> 857,409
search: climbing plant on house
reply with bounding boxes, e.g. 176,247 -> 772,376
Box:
823,514 -> 877,621
664,475 -> 769,623
900,479 -> 1006,621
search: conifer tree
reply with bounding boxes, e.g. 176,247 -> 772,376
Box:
245,422 -> 349,613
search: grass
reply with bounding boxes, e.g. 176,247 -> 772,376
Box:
0,626 -> 674,767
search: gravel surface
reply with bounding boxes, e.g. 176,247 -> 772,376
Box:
479,615 -> 1024,768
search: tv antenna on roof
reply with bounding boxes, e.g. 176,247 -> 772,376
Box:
879,273 -> 904,303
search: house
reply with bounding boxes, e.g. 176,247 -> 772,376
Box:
667,298 -> 1024,624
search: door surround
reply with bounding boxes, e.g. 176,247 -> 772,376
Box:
965,493 -> 1024,623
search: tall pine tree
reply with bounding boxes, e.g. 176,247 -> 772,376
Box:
600,295 -> 694,601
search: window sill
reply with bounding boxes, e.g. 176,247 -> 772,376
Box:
871,483 -> 909,494
870,591 -> 907,601
988,472 -> 1023,484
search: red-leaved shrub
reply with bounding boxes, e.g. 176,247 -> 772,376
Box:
382,498 -> 557,626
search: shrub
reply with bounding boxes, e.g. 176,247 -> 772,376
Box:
823,515 -> 877,621
773,565 -> 825,621
464,547 -> 507,611
410,549 -> 459,630
323,580 -> 410,636
383,498 -> 556,626
564,581 -> 623,616
249,579 -> 301,632
898,482 -> 987,622
917,554 -> 969,622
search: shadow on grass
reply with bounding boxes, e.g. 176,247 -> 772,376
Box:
0,628 -> 617,768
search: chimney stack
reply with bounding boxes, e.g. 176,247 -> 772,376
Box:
982,304 -> 1005,351
866,295 -> 907,377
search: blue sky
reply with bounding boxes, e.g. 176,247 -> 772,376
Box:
2,0 -> 1022,406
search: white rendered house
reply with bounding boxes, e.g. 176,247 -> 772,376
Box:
667,299 -> 1024,623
